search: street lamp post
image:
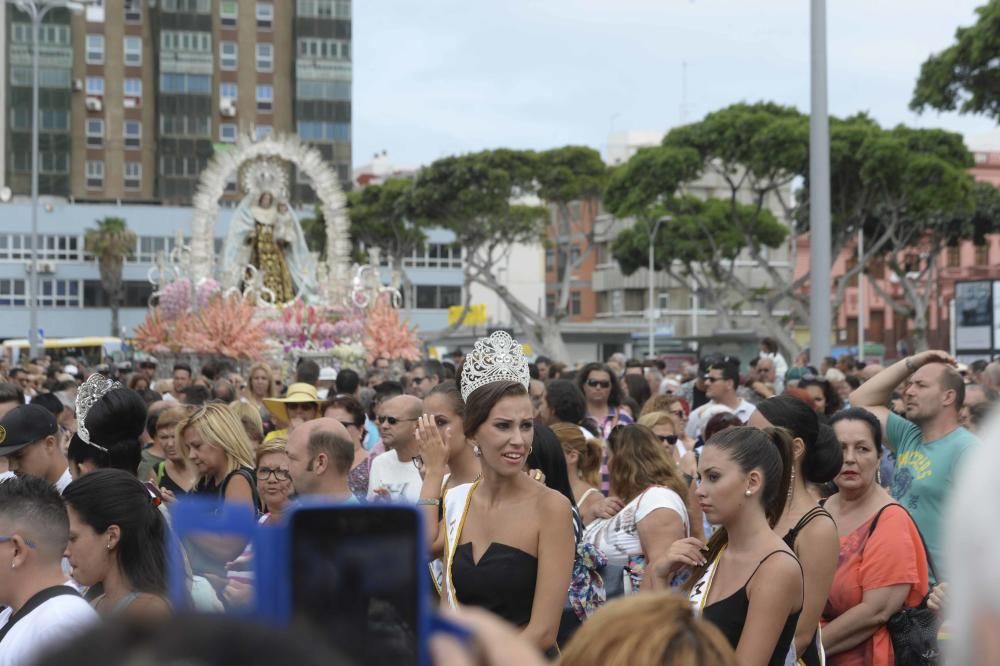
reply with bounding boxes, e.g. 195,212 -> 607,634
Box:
12,0 -> 87,361
647,216 -> 668,359
809,0 -> 833,368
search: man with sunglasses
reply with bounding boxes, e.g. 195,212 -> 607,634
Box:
685,361 -> 755,441
0,476 -> 96,664
408,361 -> 444,398
367,395 -> 424,502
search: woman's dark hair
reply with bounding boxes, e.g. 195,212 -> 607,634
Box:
462,381 -> 529,439
623,375 -> 651,412
620,397 -> 640,420
70,387 -> 148,476
427,380 -> 465,418
544,380 -> 592,431
62,469 -> 167,597
322,394 -> 366,427
756,395 -> 842,484
527,423 -> 576,508
685,426 -> 793,592
704,412 -> 741,441
576,362 -> 623,408
829,407 -> 883,455
799,378 -> 842,416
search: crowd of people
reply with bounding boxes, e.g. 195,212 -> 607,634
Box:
0,336 -> 996,665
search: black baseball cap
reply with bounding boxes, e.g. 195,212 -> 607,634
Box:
0,404 -> 59,457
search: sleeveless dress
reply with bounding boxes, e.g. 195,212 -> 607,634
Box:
701,550 -> 803,666
783,506 -> 835,666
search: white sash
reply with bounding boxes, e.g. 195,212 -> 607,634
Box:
688,545 -> 725,615
441,480 -> 479,609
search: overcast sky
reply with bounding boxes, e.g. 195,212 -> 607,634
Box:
352,0 -> 997,169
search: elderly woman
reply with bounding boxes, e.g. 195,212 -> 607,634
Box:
821,408 -> 930,666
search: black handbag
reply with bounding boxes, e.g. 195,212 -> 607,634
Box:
866,504 -> 941,666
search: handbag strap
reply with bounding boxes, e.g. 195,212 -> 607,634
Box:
866,503 -> 938,585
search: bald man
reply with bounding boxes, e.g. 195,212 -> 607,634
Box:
286,418 -> 356,501
368,395 -> 423,502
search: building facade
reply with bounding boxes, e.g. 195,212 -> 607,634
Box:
4,0 -> 352,205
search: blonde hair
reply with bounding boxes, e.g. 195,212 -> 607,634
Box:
551,422 -> 603,487
608,424 -> 688,503
178,403 -> 256,481
558,591 -> 737,666
247,362 -> 276,399
228,401 -> 264,446
640,394 -> 685,418
638,410 -> 681,434
155,406 -> 190,435
256,437 -> 287,466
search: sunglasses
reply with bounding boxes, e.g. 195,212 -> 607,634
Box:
658,434 -> 679,445
586,380 -> 611,389
377,415 -> 418,425
338,420 -> 360,430
703,376 -> 726,383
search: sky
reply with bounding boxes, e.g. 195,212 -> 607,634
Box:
352,0 -> 998,170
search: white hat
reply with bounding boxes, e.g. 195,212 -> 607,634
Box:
63,364 -> 79,376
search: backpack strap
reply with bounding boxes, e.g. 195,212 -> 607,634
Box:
0,585 -> 80,645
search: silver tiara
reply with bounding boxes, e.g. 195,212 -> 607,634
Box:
460,331 -> 530,402
76,373 -> 121,450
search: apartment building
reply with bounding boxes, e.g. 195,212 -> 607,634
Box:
4,0 -> 352,204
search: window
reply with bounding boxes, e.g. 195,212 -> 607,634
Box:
975,241 -> 990,265
124,78 -> 142,97
124,0 -> 142,22
38,280 -> 82,307
86,77 -> 104,96
84,280 -> 154,307
296,79 -> 351,101
86,119 -> 104,147
0,279 -> 28,307
9,66 -> 70,89
298,38 -> 351,60
162,0 -> 210,12
414,285 -> 462,309
297,121 -> 350,141
124,162 -> 141,190
123,36 -> 142,66
11,23 -> 71,45
255,125 -> 272,141
570,291 -> 582,316
297,0 -> 349,18
219,123 -> 238,142
946,245 -> 961,268
124,121 -> 141,149
159,155 -> 209,177
256,84 -> 273,112
85,34 -> 105,64
220,82 -> 238,101
160,30 -> 212,53
159,73 -> 211,94
545,248 -> 556,272
256,43 -> 273,71
159,114 -> 211,137
220,0 -> 238,27
220,41 -> 238,69
86,161 -> 104,189
256,2 -> 273,29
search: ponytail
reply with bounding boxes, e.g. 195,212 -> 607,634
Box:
761,426 -> 794,527
580,437 -> 603,487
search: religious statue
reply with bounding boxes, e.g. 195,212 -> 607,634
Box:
220,160 -> 317,303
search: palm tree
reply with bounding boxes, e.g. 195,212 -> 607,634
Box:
85,217 -> 137,336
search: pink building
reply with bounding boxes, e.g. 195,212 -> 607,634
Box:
795,133 -> 1000,356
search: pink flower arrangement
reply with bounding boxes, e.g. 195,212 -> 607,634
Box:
364,299 -> 421,363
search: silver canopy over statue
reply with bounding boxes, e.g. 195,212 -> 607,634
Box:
221,158 -> 317,303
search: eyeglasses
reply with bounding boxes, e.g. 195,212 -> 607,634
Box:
658,434 -> 679,445
338,420 -> 360,431
586,380 -> 611,389
703,376 -> 725,383
377,415 -> 418,425
0,535 -> 36,549
256,467 -> 291,482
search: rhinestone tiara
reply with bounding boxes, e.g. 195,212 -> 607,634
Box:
460,331 -> 531,402
76,373 -> 121,449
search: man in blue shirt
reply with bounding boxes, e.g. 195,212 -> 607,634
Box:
850,350 -> 976,574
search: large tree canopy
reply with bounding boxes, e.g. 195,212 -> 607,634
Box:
911,0 -> 1000,121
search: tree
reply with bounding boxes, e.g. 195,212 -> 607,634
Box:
346,178 -> 428,308
411,150 -> 561,355
85,217 -> 136,336
911,0 -> 1000,121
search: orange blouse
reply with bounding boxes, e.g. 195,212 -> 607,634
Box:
822,504 -> 930,666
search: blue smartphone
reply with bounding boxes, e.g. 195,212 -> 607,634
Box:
284,502 -> 430,666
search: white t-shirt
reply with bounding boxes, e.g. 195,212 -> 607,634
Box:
583,486 -> 689,563
0,592 -> 97,666
686,399 -> 756,440
367,450 -> 423,503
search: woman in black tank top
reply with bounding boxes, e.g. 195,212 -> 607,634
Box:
652,427 -> 804,665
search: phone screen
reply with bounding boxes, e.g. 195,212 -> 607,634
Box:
289,506 -> 423,666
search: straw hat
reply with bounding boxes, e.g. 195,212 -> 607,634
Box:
263,382 -> 323,423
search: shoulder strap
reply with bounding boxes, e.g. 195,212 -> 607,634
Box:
748,549 -> 802,583
865,503 -> 939,583
224,468 -> 262,514
0,585 -> 80,644
154,460 -> 166,486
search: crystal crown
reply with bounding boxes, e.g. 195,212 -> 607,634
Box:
76,373 -> 122,447
460,331 -> 531,402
